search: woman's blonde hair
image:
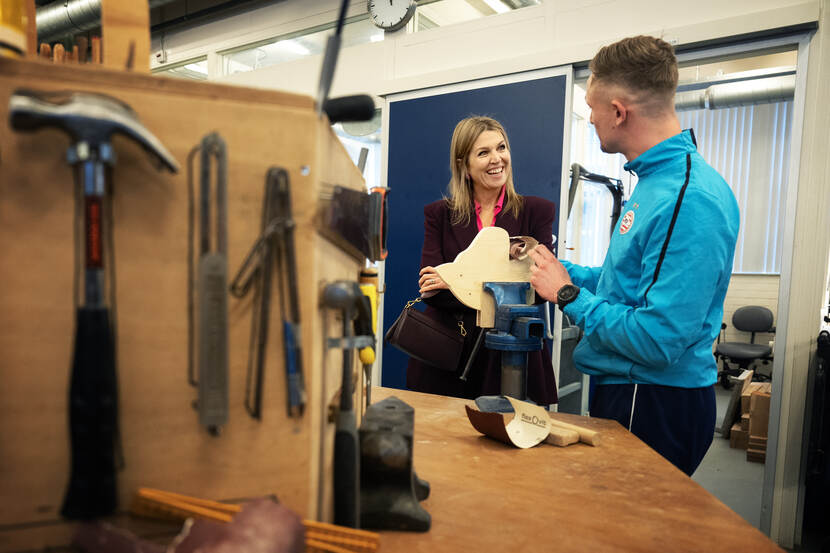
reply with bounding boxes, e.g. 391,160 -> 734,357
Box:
446,116 -> 523,226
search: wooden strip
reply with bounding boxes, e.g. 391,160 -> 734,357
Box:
306,538 -> 358,553
305,531 -> 378,552
0,55 -> 313,109
91,36 -> 102,64
138,487 -> 242,515
132,493 -> 233,523
25,0 -> 37,57
549,417 -> 601,446
545,426 -> 579,447
77,36 -> 88,63
39,43 -> 51,59
100,0 -> 149,71
52,43 -> 65,64
302,519 -> 380,540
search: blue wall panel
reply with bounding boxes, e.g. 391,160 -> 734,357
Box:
383,75 -> 567,389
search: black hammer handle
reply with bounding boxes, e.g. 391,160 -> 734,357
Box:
61,308 -> 118,518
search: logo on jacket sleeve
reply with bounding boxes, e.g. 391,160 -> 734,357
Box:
619,210 -> 635,234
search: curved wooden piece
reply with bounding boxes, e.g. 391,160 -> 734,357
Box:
434,227 -> 534,328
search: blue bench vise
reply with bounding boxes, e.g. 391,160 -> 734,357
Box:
475,281 -> 548,413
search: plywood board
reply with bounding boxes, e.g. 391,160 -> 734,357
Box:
0,56 -> 364,550
435,227 -> 534,328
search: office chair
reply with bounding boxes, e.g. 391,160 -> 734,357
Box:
715,305 -> 775,388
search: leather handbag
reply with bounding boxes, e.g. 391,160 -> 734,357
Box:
384,298 -> 466,371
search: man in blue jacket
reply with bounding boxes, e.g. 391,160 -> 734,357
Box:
529,35 -> 740,475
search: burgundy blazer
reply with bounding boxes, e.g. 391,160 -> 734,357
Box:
405,195 -> 559,405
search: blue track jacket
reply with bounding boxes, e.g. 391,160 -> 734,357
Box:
562,130 -> 740,388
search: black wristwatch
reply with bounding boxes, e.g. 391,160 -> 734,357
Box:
556,284 -> 580,308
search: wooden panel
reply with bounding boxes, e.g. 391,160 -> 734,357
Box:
101,0 -> 150,71
0,56 -> 363,550
374,387 -> 783,553
24,0 -> 36,57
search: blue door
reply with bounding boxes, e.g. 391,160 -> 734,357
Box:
382,70 -> 569,389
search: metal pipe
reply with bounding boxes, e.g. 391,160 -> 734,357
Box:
675,74 -> 795,111
36,0 -> 173,42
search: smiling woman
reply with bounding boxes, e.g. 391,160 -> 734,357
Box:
406,115 -> 559,405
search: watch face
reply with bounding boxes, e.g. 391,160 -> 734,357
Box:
558,284 -> 579,304
368,0 -> 417,32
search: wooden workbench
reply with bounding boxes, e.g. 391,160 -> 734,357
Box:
373,387 -> 783,553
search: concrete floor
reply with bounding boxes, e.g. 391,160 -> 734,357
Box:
692,383 -> 826,553
692,383 -> 765,527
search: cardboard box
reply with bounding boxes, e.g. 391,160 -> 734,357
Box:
730,423 -> 749,450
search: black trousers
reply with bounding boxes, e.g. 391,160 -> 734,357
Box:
590,383 -> 716,476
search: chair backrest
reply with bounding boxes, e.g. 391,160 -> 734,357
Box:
732,305 -> 775,333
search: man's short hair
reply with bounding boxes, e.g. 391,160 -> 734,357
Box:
589,35 -> 678,106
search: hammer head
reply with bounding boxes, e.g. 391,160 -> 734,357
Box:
322,281 -> 363,318
8,88 -> 179,173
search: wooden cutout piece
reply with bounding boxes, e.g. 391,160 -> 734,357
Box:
548,417 -> 600,446
465,397 -> 599,448
465,399 -> 550,449
545,426 -> 579,447
435,227 -> 534,328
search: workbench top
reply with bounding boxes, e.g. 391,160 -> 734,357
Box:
373,387 -> 783,553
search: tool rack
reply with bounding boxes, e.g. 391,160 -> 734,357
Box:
0,6 -> 367,548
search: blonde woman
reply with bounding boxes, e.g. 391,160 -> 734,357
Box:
407,116 -> 558,404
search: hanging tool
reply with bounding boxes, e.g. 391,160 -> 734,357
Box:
323,281 -> 365,528
313,0 -> 376,124
315,0 -> 349,116
9,89 -> 178,519
568,163 -> 624,240
187,133 -> 229,435
317,186 -> 388,262
230,168 -> 306,419
357,273 -> 379,409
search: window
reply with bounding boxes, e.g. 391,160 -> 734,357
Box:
221,0 -> 540,76
568,49 -> 796,275
222,17 -> 382,76
678,100 -> 792,274
153,57 -> 208,80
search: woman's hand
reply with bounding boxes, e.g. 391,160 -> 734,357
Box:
419,266 -> 449,295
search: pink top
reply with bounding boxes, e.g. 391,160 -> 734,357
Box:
474,186 -> 506,231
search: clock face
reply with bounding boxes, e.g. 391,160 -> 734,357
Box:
368,0 -> 417,32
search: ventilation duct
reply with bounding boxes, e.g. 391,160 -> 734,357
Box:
675,74 -> 795,111
36,0 -> 173,42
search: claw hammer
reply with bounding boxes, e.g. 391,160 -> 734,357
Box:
8,89 -> 178,519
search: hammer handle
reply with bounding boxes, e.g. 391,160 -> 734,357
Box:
61,307 -> 118,519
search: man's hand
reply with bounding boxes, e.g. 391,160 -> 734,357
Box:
528,245 -> 572,303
